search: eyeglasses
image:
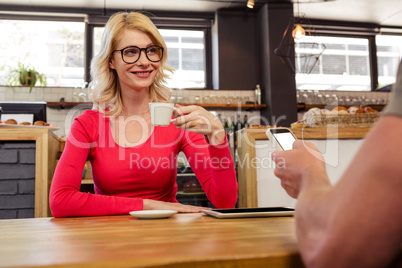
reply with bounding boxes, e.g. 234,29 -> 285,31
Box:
113,45 -> 164,64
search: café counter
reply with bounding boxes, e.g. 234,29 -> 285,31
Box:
0,126 -> 60,218
236,126 -> 370,208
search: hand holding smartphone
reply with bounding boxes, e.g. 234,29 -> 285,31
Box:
266,127 -> 297,151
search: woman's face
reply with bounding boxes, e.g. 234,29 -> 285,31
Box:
109,28 -> 161,92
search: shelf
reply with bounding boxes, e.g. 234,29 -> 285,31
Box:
194,103 -> 266,110
177,173 -> 195,177
297,103 -> 385,112
176,191 -> 206,196
47,102 -> 266,110
47,102 -> 92,109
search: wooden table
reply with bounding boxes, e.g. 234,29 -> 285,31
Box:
0,213 -> 303,268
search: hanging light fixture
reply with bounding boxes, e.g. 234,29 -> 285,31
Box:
292,24 -> 306,39
274,0 -> 326,75
247,0 -> 255,9
292,0 -> 305,40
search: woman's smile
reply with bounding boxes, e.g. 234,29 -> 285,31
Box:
131,70 -> 153,78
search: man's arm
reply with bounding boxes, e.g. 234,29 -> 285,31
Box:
295,115 -> 402,268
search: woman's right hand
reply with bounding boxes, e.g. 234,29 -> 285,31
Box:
143,199 -> 209,213
172,104 -> 226,145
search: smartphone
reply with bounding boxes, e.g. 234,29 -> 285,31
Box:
266,127 -> 297,151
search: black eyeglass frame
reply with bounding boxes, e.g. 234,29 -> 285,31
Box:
113,45 -> 164,64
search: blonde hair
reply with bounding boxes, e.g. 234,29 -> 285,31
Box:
90,12 -> 173,116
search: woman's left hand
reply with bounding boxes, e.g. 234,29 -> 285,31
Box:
172,104 -> 225,145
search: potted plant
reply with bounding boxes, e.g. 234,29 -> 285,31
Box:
5,62 -> 47,92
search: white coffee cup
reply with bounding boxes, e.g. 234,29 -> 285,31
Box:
149,102 -> 175,126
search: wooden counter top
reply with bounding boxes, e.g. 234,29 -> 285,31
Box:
0,213 -> 303,268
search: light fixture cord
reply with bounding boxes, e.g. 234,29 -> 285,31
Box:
103,0 -> 106,16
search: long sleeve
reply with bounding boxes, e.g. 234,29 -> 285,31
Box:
181,132 -> 238,208
49,112 -> 143,217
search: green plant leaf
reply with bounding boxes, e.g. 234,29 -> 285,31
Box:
4,62 -> 47,92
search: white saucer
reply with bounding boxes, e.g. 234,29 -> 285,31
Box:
129,210 -> 178,219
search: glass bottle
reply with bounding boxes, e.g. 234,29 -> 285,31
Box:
223,117 -> 229,130
243,114 -> 249,128
236,113 -> 242,132
230,116 -> 236,131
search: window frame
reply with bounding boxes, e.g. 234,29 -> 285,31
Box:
0,8 -> 214,89
1,7 -> 401,91
298,18 -> 402,91
85,13 -> 213,89
157,25 -> 212,89
374,33 -> 402,87
86,24 -> 212,89
295,32 -> 377,91
0,13 -> 87,87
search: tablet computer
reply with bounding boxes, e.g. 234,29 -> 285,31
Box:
202,207 -> 294,219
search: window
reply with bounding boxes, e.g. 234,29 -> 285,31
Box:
93,27 -> 105,57
376,35 -> 402,87
92,27 -> 206,89
160,29 -> 206,88
295,36 -> 371,91
0,20 -> 85,87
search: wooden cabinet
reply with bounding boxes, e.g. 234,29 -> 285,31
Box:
0,127 -> 60,217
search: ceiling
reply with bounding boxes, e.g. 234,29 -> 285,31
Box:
1,0 -> 402,27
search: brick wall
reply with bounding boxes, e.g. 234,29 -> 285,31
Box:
0,141 -> 36,219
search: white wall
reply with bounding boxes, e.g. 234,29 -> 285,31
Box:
254,138 -> 364,208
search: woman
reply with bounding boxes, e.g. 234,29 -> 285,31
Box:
49,12 -> 238,217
